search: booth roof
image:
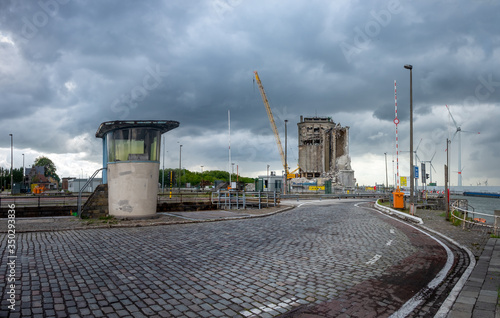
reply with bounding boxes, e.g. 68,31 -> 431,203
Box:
95,120 -> 180,138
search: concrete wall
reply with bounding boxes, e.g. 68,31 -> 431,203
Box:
297,117 -> 355,186
68,178 -> 103,193
297,118 -> 336,178
108,162 -> 159,218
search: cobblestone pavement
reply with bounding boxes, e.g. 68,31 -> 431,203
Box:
0,200 -> 452,317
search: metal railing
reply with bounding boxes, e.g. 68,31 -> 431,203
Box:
157,192 -> 211,203
0,195 -> 88,208
450,200 -> 500,234
212,191 -> 279,210
77,167 -> 106,217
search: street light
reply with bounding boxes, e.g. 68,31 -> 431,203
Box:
9,134 -> 13,195
162,136 -> 165,193
284,119 -> 288,195
384,152 -> 388,193
178,144 -> 182,190
404,64 -> 414,208
200,165 -> 204,190
267,164 -> 270,192
22,153 -> 25,192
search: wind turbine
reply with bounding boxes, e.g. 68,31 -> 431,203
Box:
445,105 -> 480,187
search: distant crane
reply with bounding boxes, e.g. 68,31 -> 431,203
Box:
253,71 -> 298,179
446,105 -> 480,187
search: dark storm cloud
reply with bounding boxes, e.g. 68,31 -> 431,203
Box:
0,0 -> 499,184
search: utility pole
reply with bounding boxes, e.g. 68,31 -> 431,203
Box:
384,152 -> 388,193
178,144 -> 182,191
267,164 -> 270,192
404,64 -> 414,211
162,137 -> 165,193
10,134 -> 13,195
444,138 -> 450,221
284,119 -> 288,195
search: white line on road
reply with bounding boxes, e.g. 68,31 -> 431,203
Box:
355,202 -> 456,318
386,240 -> 393,246
366,254 -> 382,265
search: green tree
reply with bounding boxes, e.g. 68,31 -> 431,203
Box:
13,167 -> 23,183
159,168 -> 255,187
34,156 -> 60,183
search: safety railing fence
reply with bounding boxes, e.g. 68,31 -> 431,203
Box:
0,195 -> 89,208
281,193 -> 390,201
450,199 -> 500,234
157,192 -> 211,204
212,191 -> 279,210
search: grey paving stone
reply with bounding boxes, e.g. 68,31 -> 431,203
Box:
2,202 -> 485,318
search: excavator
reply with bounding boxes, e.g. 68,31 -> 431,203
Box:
254,71 -> 299,179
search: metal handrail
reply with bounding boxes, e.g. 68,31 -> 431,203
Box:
211,190 -> 279,210
450,200 -> 499,231
77,167 -> 106,218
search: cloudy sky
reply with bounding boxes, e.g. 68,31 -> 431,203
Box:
1,0 -> 499,187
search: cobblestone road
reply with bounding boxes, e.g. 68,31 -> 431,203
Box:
0,200 -> 449,317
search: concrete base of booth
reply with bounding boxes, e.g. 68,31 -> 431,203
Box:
107,161 -> 159,219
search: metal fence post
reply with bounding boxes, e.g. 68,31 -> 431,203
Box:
495,210 -> 500,236
236,191 -> 239,210
462,210 -> 467,230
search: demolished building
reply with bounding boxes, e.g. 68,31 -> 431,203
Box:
297,116 -> 355,187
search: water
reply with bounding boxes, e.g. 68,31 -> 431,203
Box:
450,195 -> 500,224
420,185 -> 500,224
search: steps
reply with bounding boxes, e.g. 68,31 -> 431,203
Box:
81,184 -> 108,218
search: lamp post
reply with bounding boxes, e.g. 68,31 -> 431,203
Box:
22,153 -> 25,192
384,152 -> 388,193
200,165 -> 204,189
267,164 -> 270,192
404,64 -> 414,208
231,163 -> 235,189
9,134 -> 13,195
162,137 -> 165,193
178,144 -> 182,190
284,119 -> 288,195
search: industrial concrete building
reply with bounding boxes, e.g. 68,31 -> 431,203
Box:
297,116 -> 355,187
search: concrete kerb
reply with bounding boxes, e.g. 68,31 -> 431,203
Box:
10,205 -> 296,233
422,225 -> 476,318
373,200 -> 477,317
374,200 -> 424,224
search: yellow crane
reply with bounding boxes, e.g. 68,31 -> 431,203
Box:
254,71 -> 298,179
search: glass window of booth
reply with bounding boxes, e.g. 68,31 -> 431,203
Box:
107,128 -> 160,162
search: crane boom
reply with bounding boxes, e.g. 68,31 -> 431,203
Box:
254,71 -> 288,175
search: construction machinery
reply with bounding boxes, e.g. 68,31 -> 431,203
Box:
254,71 -> 298,179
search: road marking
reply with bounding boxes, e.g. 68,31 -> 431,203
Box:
361,203 -> 456,317
386,240 -> 393,246
366,254 -> 381,265
240,297 -> 298,317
